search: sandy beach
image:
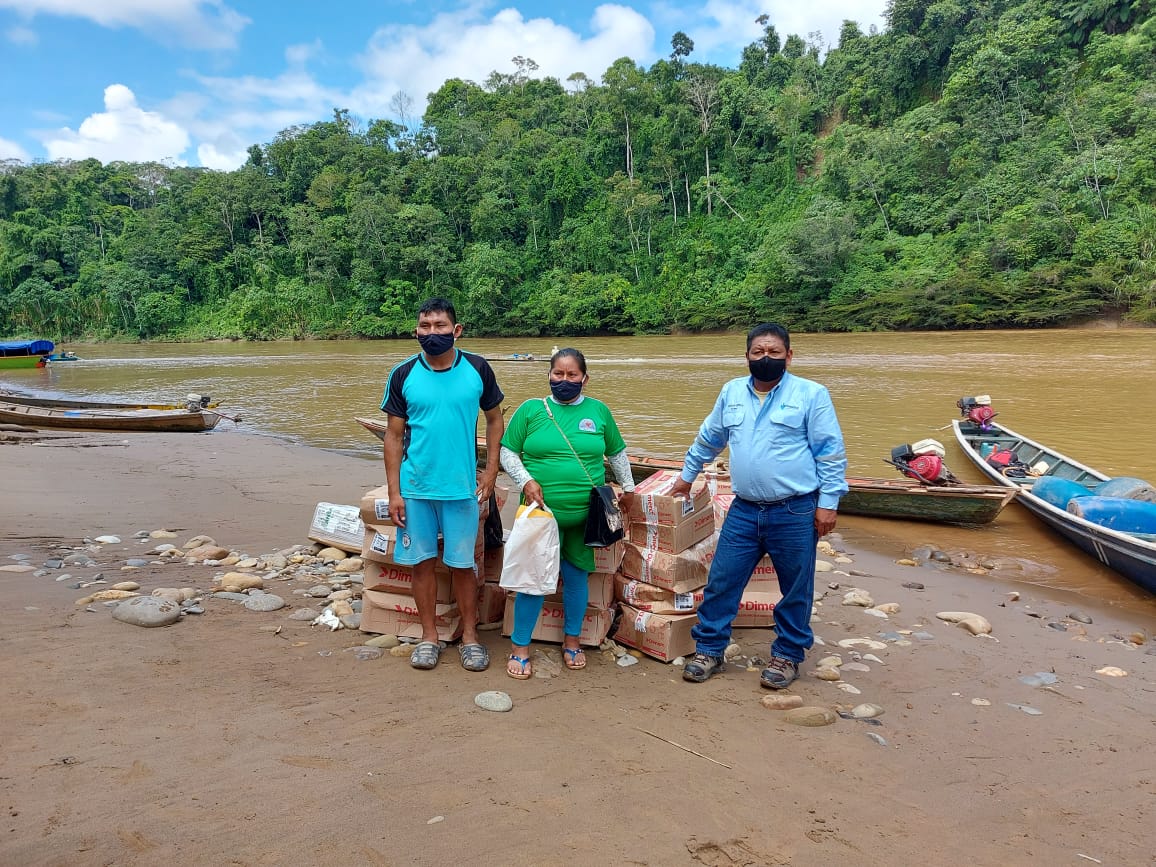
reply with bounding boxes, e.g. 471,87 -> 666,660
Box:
2,428 -> 1154,866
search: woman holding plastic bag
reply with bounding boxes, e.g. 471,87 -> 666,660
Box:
499,348 -> 636,679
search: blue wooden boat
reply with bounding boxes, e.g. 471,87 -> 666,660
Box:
0,339 -> 53,369
952,417 -> 1156,595
46,351 -> 80,362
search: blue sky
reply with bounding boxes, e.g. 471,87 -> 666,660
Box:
0,1 -> 886,170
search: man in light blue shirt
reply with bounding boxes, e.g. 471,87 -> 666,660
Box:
670,323 -> 847,689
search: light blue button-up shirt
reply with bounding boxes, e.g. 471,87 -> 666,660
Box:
681,371 -> 848,510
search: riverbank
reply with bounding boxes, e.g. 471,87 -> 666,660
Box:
2,430 -> 1154,865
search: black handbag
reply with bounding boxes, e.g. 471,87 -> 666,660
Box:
541,399 -> 625,548
584,484 -> 625,547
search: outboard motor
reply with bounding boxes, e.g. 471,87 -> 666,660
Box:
185,393 -> 211,412
957,395 -> 996,431
887,441 -> 959,485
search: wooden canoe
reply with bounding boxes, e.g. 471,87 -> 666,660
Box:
953,417 -> 1156,594
354,416 -> 1017,525
0,391 -> 220,411
0,401 -> 222,433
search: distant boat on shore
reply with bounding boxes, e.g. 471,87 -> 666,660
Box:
482,353 -> 549,363
0,339 -> 54,369
0,394 -> 234,433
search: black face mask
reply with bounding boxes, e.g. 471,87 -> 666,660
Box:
748,356 -> 787,382
417,332 -> 455,357
549,379 -> 583,403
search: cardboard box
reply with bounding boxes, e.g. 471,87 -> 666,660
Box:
545,571 -> 615,609
478,582 -> 507,625
628,470 -> 711,526
621,534 -> 714,593
746,558 -> 778,591
364,562 -> 455,604
500,598 -> 612,647
628,502 -> 715,554
359,485 -> 392,525
362,522 -> 485,567
308,503 -> 365,553
613,604 -> 698,662
733,591 -> 780,628
614,574 -> 704,614
360,589 -> 462,641
593,539 -> 626,573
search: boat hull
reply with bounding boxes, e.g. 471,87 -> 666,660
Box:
0,391 -> 216,411
0,402 -> 221,433
952,419 -> 1156,595
0,356 -> 47,369
354,416 -> 1016,526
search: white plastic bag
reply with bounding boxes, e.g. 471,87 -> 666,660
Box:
498,502 -> 560,595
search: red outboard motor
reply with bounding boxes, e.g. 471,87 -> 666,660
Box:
957,396 -> 996,431
887,444 -> 958,485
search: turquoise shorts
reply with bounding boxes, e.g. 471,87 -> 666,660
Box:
394,497 -> 479,569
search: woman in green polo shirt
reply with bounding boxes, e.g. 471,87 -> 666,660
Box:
499,348 -> 636,679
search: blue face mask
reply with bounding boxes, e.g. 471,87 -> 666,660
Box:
550,378 -> 583,403
417,332 -> 455,357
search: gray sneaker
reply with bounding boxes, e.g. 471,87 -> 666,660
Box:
760,656 -> 799,689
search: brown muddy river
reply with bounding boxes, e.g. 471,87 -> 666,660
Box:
7,328 -> 1156,613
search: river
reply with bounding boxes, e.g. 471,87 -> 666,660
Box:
7,328 -> 1156,613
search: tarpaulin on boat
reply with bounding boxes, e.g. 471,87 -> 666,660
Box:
0,339 -> 55,355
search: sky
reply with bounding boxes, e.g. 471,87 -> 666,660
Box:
0,1 -> 886,171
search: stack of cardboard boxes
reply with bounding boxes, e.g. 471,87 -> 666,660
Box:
710,493 -> 782,629
611,471 -> 716,661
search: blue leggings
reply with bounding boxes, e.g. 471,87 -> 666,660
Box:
511,560 -> 588,645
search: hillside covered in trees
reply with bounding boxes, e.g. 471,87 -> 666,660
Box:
2,0 -> 1155,341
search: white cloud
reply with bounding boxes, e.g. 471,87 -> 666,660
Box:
0,0 -> 248,49
42,84 -> 191,163
0,136 -> 31,161
661,0 -> 887,59
350,3 -> 656,118
5,23 -> 37,44
197,141 -> 248,170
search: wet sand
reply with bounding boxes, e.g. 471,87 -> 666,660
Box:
2,430 -> 1154,866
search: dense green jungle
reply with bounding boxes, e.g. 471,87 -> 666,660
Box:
2,0 -> 1155,341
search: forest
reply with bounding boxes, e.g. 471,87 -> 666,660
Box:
1,0 -> 1154,340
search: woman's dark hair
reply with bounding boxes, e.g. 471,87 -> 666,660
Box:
550,347 -> 587,375
746,322 -> 790,351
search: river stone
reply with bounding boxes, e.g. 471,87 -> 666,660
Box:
335,557 -> 363,573
183,534 -> 216,549
339,613 -> 362,630
873,602 -> 901,614
817,655 -> 842,668
761,694 -> 805,711
813,667 -> 842,681
266,554 -> 288,570
153,587 -> 197,603
90,589 -> 138,600
842,589 -> 874,607
182,606 -> 204,615
850,703 -> 885,719
783,707 -> 837,727
149,529 -> 177,539
0,564 -> 36,573
112,596 -> 181,627
474,691 -> 513,712
330,599 -> 354,617
306,585 -> 332,598
212,591 -> 250,602
389,644 -> 414,657
94,535 -> 121,544
328,589 -> 354,602
243,594 -> 285,612
841,662 -> 871,673
186,544 -> 230,562
364,634 -> 400,648
814,560 -> 834,573
1068,611 -> 1093,624
288,608 -> 318,621
902,581 -> 925,590
895,558 -> 919,567
317,547 -> 347,562
111,581 -> 141,591
216,572 -> 264,592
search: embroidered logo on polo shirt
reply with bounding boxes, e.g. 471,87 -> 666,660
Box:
400,532 -> 411,549
579,418 -> 596,432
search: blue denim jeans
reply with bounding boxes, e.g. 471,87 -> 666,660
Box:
511,559 -> 589,645
690,492 -> 818,663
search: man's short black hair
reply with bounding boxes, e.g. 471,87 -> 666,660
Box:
418,297 -> 457,324
747,322 -> 790,352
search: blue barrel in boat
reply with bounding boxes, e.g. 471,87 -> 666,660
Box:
1032,476 -> 1094,509
1067,496 -> 1156,534
1094,476 -> 1156,503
